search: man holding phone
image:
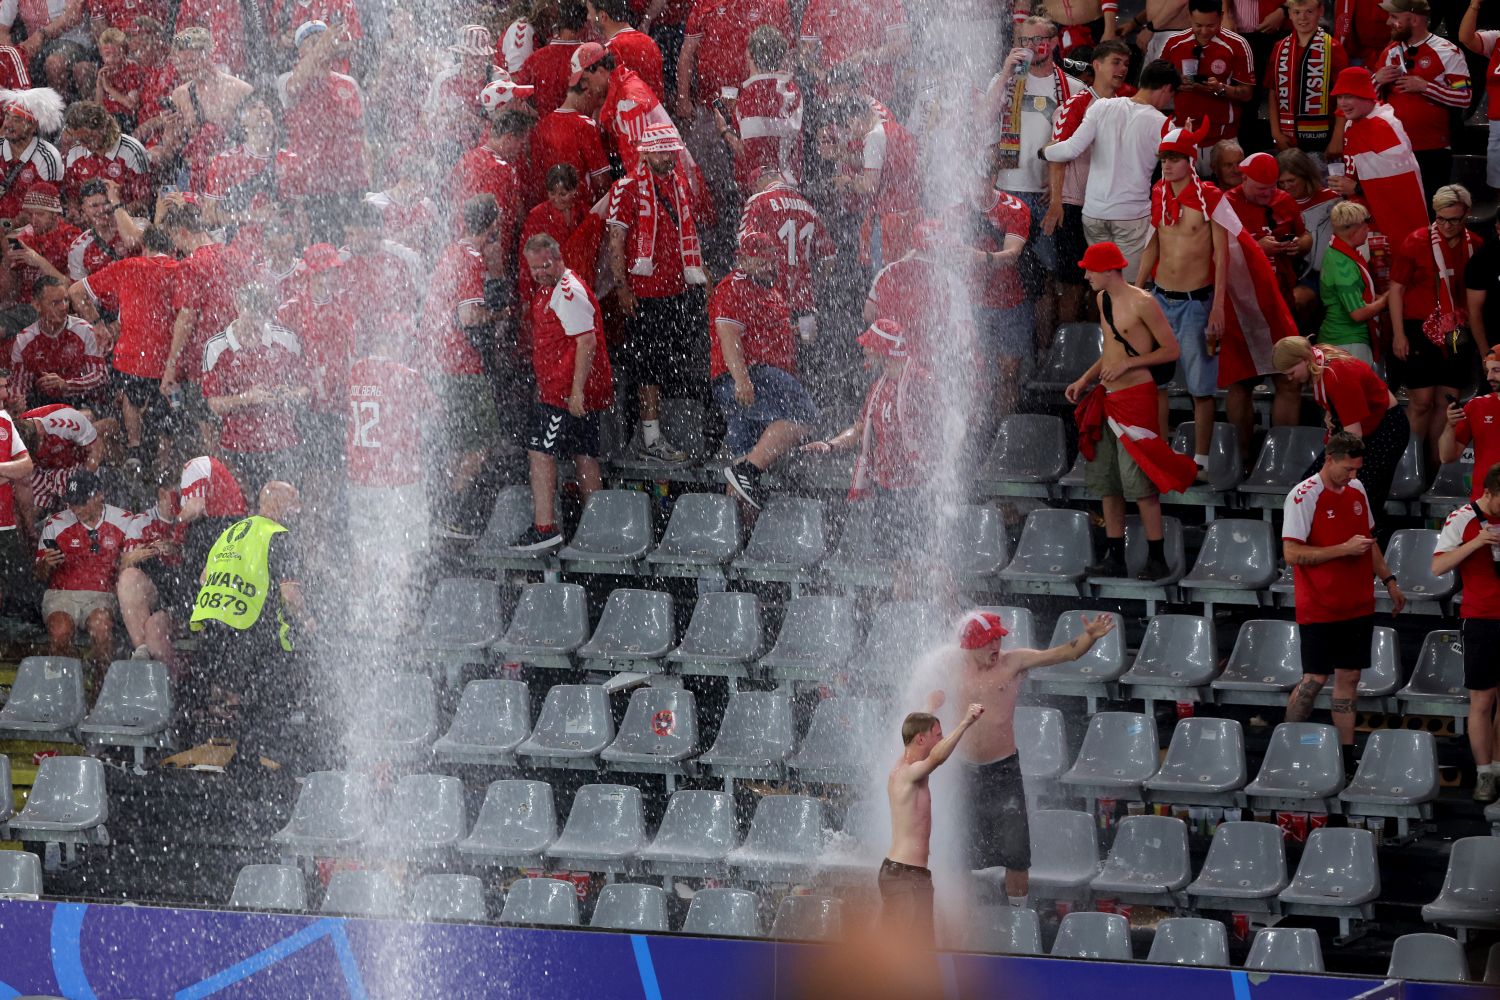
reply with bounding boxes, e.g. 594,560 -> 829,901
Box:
1438,347 -> 1500,499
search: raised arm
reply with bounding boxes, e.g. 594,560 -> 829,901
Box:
1004,613 -> 1116,671
907,703 -> 984,779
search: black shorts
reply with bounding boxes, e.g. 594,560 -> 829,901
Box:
1392,320 -> 1480,391
964,753 -> 1031,872
1463,618 -> 1500,691
1299,615 -> 1375,675
1055,204 -> 1088,285
142,560 -> 196,615
115,370 -> 171,416
620,290 -> 706,393
525,403 -> 601,459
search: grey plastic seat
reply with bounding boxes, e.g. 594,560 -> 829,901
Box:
1169,421 -> 1244,492
409,874 -> 487,923
698,692 -> 794,781
1026,810 -> 1101,896
1032,322 -> 1102,393
433,679 -> 531,766
981,413 -> 1070,483
9,756 -> 108,847
1378,529 -> 1455,607
683,887 -> 762,937
577,589 -> 675,672
975,605 -> 1038,650
731,497 -> 827,578
1245,928 -> 1324,972
1320,626 -> 1401,704
419,577 -> 504,653
546,783 -> 647,873
1422,837 -> 1500,930
345,673 -> 437,762
1028,610 -> 1127,687
1051,912 -> 1131,960
0,754 -> 9,827
967,906 -> 1042,955
758,595 -> 854,683
727,794 -> 824,882
1014,706 -> 1068,782
457,779 -> 557,867
1059,712 -> 1159,798
1486,942 -> 1500,984
1122,615 -> 1219,698
1279,828 -> 1380,921
367,773 -> 467,861
1398,630 -> 1468,714
229,864 -> 306,911
474,484 -> 550,560
667,592 -> 764,677
855,601 -> 950,675
951,504 -> 1012,581
1144,718 -> 1247,806
515,684 -> 613,769
1148,917 -> 1230,967
997,508 -> 1093,590
1089,517 -> 1188,588
1088,815 -> 1191,904
1385,436 -> 1429,505
1239,426 -> 1325,496
321,870 -> 401,918
1425,455 -> 1475,512
1212,619 -> 1301,702
824,502 -> 887,583
646,492 -> 741,571
788,698 -> 882,783
591,883 -> 669,931
77,659 -> 173,761
1181,519 -> 1278,594
1339,729 -> 1438,818
0,849 -> 41,899
273,771 -> 373,856
1388,933 -> 1470,982
770,895 -> 841,941
1246,723 -> 1344,810
557,489 -> 653,566
601,687 -> 700,774
0,657 -> 85,739
639,789 -> 738,877
495,582 -> 589,669
501,877 -> 579,926
1186,822 -> 1289,912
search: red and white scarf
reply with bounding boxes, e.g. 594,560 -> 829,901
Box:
1151,174 -> 1215,228
997,65 -> 1072,170
1423,222 -> 1477,349
1272,30 -> 1336,144
628,162 -> 706,285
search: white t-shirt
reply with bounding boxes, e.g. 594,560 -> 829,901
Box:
993,70 -> 1082,194
1043,95 -> 1167,221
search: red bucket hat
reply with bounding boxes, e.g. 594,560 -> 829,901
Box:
1331,67 -> 1378,101
1078,241 -> 1130,273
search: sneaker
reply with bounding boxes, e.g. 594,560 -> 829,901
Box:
723,462 -> 764,509
636,436 -> 688,463
130,644 -> 151,660
433,518 -> 480,540
1137,556 -> 1172,582
1475,770 -> 1498,803
510,525 -> 563,551
1086,554 -> 1127,579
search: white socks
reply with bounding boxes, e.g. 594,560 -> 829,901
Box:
1481,762 -> 1498,774
1195,453 -> 1210,468
641,419 -> 661,445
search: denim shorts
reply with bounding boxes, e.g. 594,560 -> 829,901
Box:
1154,291 -> 1217,397
711,364 -> 820,455
975,302 -> 1034,359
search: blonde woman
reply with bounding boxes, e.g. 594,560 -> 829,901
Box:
1273,335 -> 1408,514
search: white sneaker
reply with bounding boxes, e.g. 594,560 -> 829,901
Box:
131,644 -> 151,660
1476,770 -> 1498,803
636,436 -> 688,463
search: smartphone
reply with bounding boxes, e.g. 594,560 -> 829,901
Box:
711,96 -> 730,119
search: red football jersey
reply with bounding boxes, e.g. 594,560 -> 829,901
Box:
799,0 -> 908,102
606,170 -> 706,299
1159,28 -> 1256,144
12,219 -> 82,291
0,408 -> 26,529
421,239 -> 489,377
38,504 -> 138,592
1454,393 -> 1500,501
67,226 -> 138,283
530,109 -> 611,201
943,190 -> 1029,311
1312,355 -> 1389,436
89,0 -> 169,28
861,117 -> 919,217
18,404 -> 95,469
530,269 -> 613,411
200,325 -> 305,453
82,254 -> 178,378
1436,502 -> 1500,618
98,60 -> 144,119
9,315 -> 107,404
1374,35 -> 1471,151
1283,474 -> 1377,623
1224,186 -> 1305,298
62,135 -> 152,206
180,455 -> 247,518
174,0 -> 252,76
732,73 -> 804,190
0,44 -> 26,91
173,240 -> 252,381
340,248 -> 419,333
685,0 -> 793,101
606,28 -> 665,103
517,202 -> 606,342
1391,226 -> 1474,321
279,71 -> 369,195
516,40 -> 585,119
0,138 -> 63,220
449,145 -> 521,236
599,67 -> 662,173
197,145 -> 306,209
708,270 -> 794,380
276,293 -> 358,413
346,355 -> 434,488
738,182 -> 831,318
868,256 -> 951,359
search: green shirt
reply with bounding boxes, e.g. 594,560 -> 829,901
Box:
1319,248 -> 1374,347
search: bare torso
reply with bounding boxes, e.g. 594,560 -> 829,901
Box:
1042,0 -> 1104,25
1155,197 -> 1215,292
956,654 -> 1023,763
1095,284 -> 1162,392
887,761 -> 933,868
173,71 -> 253,131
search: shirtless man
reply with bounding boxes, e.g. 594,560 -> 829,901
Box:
930,610 -> 1115,906
1068,241 -> 1197,579
884,701 -> 983,942
1123,0 -> 1193,61
1016,0 -> 1118,56
154,28 -> 252,177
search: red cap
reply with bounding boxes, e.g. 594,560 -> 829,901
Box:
302,242 -> 344,272
856,318 -> 907,357
737,230 -> 778,259
568,42 -> 608,87
1331,66 -> 1377,101
1239,151 -> 1280,186
958,611 -> 1008,649
1158,116 -> 1211,158
1078,241 -> 1130,272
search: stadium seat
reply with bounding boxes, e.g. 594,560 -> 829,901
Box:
1032,322 -> 1102,395
457,779 -> 558,868
0,849 -> 41,899
824,503 -> 889,587
1180,520 -> 1278,609
639,789 -> 738,878
1212,619 -> 1301,706
854,600 -> 950,677
1421,837 -> 1500,932
731,497 -> 828,581
1014,706 -> 1068,784
1168,421 -> 1245,496
977,413 -> 1070,490
934,505 -> 1008,588
227,865 -> 305,912
433,679 -> 531,767
1339,730 -> 1438,836
1424,455 -> 1475,518
1486,943 -> 1500,984
601,686 -> 700,775
0,754 -> 10,827
966,906 -> 1042,955
1026,810 -> 1102,900
516,684 -> 614,770
1186,822 -> 1289,913
727,794 -> 825,883
1245,927 -> 1324,972
819,798 -> 884,885
272,771 -> 374,857
1315,626 -> 1401,712
1387,933 -> 1470,982
1147,917 -> 1230,967
1143,718 -> 1247,807
577,589 -> 675,673
1279,828 -> 1380,934
367,773 -> 467,862
1397,630 -> 1469,719
1377,529 -> 1455,613
1121,615 -> 1219,705
345,673 -> 437,763
667,592 -> 764,678
1051,912 -> 1131,960
1059,712 -> 1159,800
1238,426 -> 1324,505
77,659 -> 174,765
1384,438 -> 1429,514
545,784 -> 647,874
1088,815 -> 1191,906
788,697 -> 883,783
495,582 -> 590,670
1245,723 -> 1345,813
557,489 -> 654,570
418,577 -> 505,658
472,485 -> 555,567
976,605 -> 1038,650
409,874 -> 487,923
1027,610 -> 1127,704
697,691 -> 794,781
501,877 -> 579,926
320,870 -> 401,918
591,883 -> 669,931
683,887 -> 761,938
0,656 -> 85,741
8,756 -> 109,857
758,595 -> 855,684
1088,517 -> 1187,600
770,895 -> 841,941
645,492 -> 741,575
997,508 -> 1093,595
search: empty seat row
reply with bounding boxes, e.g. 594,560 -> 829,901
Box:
0,657 -> 173,756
